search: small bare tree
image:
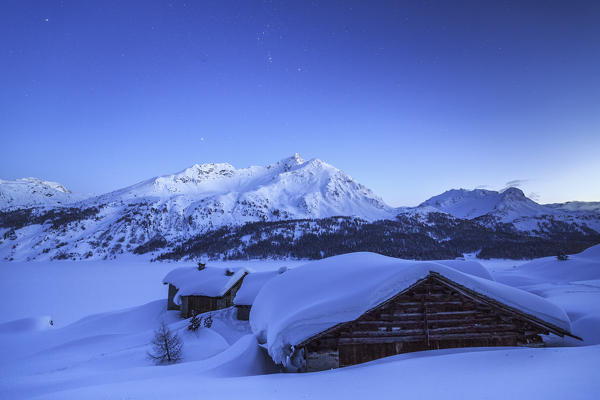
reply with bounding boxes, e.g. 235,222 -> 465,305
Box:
148,322 -> 183,364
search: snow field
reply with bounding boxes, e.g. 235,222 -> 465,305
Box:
0,246 -> 598,399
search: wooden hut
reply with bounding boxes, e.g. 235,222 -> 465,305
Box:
163,264 -> 247,318
234,267 -> 288,320
250,253 -> 580,372
297,271 -> 578,371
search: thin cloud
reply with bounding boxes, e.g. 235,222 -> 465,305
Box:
528,192 -> 541,202
504,179 -> 529,189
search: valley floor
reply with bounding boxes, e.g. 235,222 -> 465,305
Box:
0,255 -> 598,399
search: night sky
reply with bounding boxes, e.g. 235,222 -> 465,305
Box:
1,1 -> 599,205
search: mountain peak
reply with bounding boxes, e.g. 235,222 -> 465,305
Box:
282,153 -> 306,166
411,186 -> 556,221
0,177 -> 78,210
18,178 -> 72,194
500,187 -> 526,199
268,153 -> 307,172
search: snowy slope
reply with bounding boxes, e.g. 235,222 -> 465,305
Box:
403,187 -> 600,233
0,155 -> 396,261
0,257 -> 599,399
546,201 -> 600,214
92,153 -> 393,223
414,188 -> 555,220
1,157 -> 598,262
504,244 -> 600,284
0,178 -> 83,210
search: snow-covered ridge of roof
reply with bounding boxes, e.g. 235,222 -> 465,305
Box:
163,266 -> 247,304
234,267 -> 289,306
433,259 -> 494,281
250,252 -> 573,366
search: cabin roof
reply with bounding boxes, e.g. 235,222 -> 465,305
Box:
250,252 -> 574,366
234,267 -> 288,306
163,266 -> 247,302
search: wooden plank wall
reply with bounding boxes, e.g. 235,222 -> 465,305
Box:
304,275 -> 547,369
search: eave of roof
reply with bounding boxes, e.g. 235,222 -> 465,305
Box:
297,271 -> 580,347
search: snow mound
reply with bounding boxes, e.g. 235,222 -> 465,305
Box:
234,268 -> 289,306
0,316 -> 54,333
203,334 -> 278,377
580,244 -> 600,259
250,252 -> 573,365
163,266 -> 247,304
516,244 -> 600,283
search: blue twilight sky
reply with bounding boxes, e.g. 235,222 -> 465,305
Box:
1,1 -> 599,206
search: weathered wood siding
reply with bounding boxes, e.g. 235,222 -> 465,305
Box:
301,273 -> 550,371
236,305 -> 251,321
180,273 -> 247,318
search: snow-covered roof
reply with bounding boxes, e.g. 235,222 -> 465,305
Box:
234,267 -> 289,306
250,252 -> 573,366
163,266 -> 247,305
432,259 -> 494,281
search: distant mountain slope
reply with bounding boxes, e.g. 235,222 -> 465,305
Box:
413,188 -> 551,220
90,153 -> 394,226
401,188 -> 600,234
0,156 -> 598,261
0,178 -> 83,211
546,201 -> 600,214
0,155 -> 395,261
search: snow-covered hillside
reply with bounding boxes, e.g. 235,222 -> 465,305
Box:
414,188 -> 549,220
92,153 -> 393,224
0,155 -> 395,261
402,187 -> 600,233
1,156 -> 598,261
0,178 -> 83,210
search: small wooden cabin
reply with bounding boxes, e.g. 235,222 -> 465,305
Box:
234,267 -> 288,320
249,252 -> 580,373
163,264 -> 247,318
297,272 -> 578,371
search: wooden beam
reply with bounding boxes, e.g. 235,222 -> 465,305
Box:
338,332 -> 522,344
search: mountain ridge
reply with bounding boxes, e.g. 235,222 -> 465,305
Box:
1,155 -> 599,261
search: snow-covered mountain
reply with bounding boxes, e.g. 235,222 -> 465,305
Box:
0,156 -> 598,262
0,178 -> 82,211
401,187 -> 600,233
408,188 -> 552,220
0,155 -> 396,261
91,153 -> 394,225
546,201 -> 600,214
